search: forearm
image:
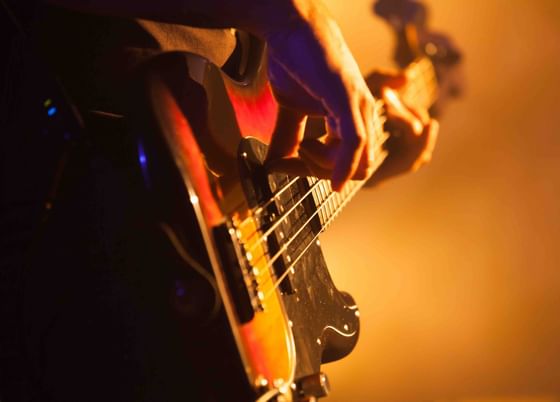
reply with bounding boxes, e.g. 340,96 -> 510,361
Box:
45,0 -> 314,37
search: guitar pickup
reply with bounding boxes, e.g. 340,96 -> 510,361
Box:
213,223 -> 257,324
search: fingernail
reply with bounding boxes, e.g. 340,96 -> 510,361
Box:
413,119 -> 423,136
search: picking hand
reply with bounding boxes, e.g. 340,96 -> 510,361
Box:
262,1 -> 377,191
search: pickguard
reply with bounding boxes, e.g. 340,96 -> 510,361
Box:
238,138 -> 360,380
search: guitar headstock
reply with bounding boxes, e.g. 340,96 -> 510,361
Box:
374,0 -> 464,116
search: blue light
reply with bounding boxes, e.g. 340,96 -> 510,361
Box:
137,139 -> 151,189
47,106 -> 57,117
138,146 -> 148,169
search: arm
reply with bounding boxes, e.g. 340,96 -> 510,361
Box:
46,0 -> 432,190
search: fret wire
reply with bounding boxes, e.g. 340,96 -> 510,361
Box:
244,177 -> 324,255
328,181 -> 337,219
317,180 -> 326,223
404,60 -> 436,99
308,177 -> 320,224
327,181 -> 334,218
315,178 -> 327,224
256,149 -> 390,296
262,178 -> 365,301
402,80 -> 437,109
334,190 -> 342,216
240,57 -> 436,254
325,181 -> 334,220
375,118 -> 386,143
322,180 -> 332,220
324,181 -> 332,219
263,185 -> 350,279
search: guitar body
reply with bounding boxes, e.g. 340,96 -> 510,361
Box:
131,38 -> 359,401
129,9 -> 454,393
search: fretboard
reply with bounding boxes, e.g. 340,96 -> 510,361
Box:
308,57 -> 438,232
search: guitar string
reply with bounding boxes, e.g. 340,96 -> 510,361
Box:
259,182 -> 359,293
404,63 -> 437,106
244,156 -> 370,264
403,81 -> 437,108
262,182 -> 363,302
238,111 -> 387,248
239,78 -> 430,256
262,158 -> 381,302
237,59 -> 435,261
223,60 -> 436,306
236,176 -> 301,232
254,150 -> 387,295
237,58 -> 434,238
264,150 -> 387,277
254,86 -> 433,299
243,115 -> 387,257
253,59 -> 436,300
243,111 -> 386,256
243,178 -> 328,254
242,98 -> 387,225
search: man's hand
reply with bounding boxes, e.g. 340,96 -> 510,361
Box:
265,64 -> 438,189
364,71 -> 438,187
46,0 -> 382,190
47,0 -> 436,189
261,1 -> 378,191
262,1 -> 437,190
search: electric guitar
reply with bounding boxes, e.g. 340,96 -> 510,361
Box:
130,4 -> 462,401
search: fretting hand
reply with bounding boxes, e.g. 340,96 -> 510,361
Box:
265,65 -> 438,188
364,71 -> 438,186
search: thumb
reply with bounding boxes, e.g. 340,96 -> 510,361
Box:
265,106 -> 308,161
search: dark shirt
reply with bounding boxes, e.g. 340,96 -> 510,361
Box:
1,6 -> 237,401
36,5 -> 237,113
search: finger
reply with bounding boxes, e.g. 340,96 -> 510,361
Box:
426,119 -> 439,155
352,147 -> 375,180
300,136 -> 374,181
355,95 -> 377,180
331,104 -> 368,191
407,104 -> 431,126
365,95 -> 377,166
266,106 -> 308,161
412,119 -> 439,171
384,113 -> 418,141
299,137 -> 339,169
422,119 -> 439,161
383,88 -> 423,136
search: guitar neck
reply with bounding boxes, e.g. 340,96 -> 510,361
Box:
399,57 -> 439,111
308,57 -> 438,232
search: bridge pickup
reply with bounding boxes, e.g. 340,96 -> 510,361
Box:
213,223 -> 255,324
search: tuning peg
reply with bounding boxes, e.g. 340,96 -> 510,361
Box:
420,31 -> 462,66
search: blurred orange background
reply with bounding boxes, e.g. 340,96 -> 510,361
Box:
319,1 -> 560,401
